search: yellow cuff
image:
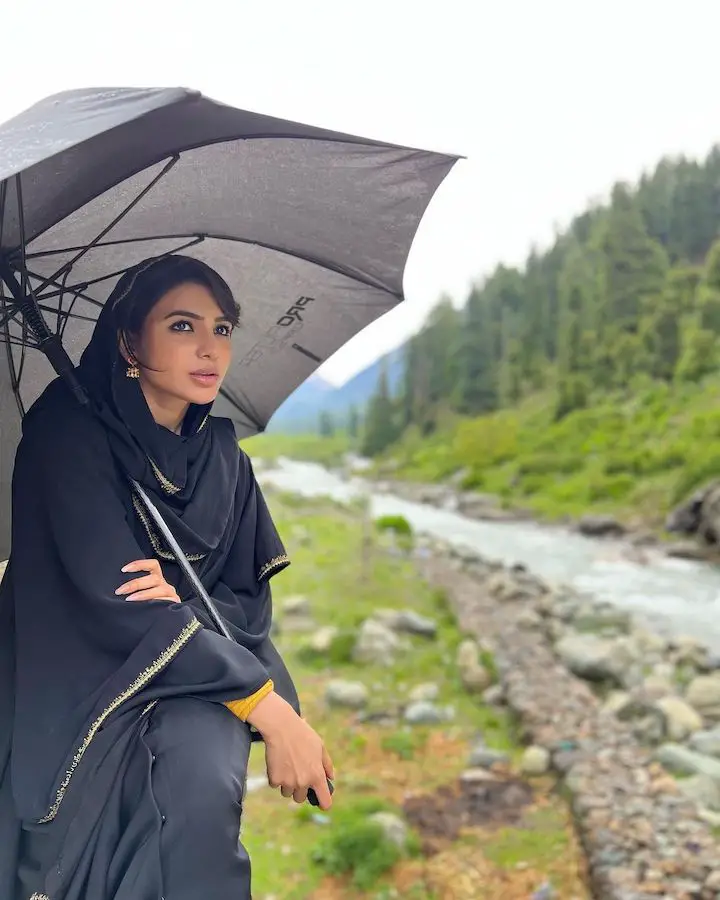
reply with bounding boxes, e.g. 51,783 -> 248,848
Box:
224,679 -> 274,722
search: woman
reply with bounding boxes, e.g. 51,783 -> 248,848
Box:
0,255 -> 334,899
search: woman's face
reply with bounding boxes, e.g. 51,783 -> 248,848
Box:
129,281 -> 234,415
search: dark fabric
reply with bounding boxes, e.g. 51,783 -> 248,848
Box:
17,698 -> 254,900
0,263 -> 299,897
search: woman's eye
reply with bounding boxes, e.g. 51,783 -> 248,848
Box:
216,324 -> 233,337
170,320 -> 193,332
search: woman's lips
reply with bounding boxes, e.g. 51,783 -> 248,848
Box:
190,372 -> 219,387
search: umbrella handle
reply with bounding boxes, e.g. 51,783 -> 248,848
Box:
129,479 -> 233,639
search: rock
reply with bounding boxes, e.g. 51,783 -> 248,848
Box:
482,684 -> 505,706
281,595 -> 311,616
353,619 -> 403,665
704,869 -> 720,892
307,626 -> 339,653
455,639 -> 492,693
404,701 -> 449,725
467,742 -> 510,769
391,610 -> 438,638
459,767 -> 500,783
487,569 -> 547,602
577,514 -> 625,537
615,698 -> 667,745
368,811 -> 408,850
520,745 -> 551,775
676,773 -> 720,811
530,883 -> 555,900
654,743 -> 720,781
665,479 -> 720,544
571,607 -> 632,635
654,696 -> 704,741
690,727 -> 720,758
325,680 -> 369,709
685,675 -> 720,721
408,682 -> 440,703
664,540 -> 713,561
601,690 -> 632,716
642,674 -> 675,700
670,635 -> 708,669
554,633 -> 639,686
516,607 -> 543,630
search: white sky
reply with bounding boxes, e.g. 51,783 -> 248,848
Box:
3,0 -> 720,385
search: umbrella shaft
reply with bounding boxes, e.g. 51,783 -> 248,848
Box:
0,261 -> 88,406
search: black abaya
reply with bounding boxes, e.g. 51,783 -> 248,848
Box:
0,258 -> 299,899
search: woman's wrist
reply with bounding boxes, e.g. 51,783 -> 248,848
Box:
245,689 -> 286,733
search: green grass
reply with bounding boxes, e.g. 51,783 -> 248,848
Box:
377,377 -> 720,528
242,431 -> 351,467
240,492 -> 577,899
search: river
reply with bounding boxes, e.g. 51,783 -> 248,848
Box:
257,457 -> 720,651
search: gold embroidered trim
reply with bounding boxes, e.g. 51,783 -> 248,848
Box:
131,493 -> 205,563
37,618 -> 201,824
258,554 -> 290,581
148,458 -> 181,495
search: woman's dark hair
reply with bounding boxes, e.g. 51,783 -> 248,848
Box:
113,255 -> 240,364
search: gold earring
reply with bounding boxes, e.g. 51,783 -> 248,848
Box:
126,360 -> 140,379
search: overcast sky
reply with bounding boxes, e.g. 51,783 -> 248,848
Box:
3,1 -> 720,384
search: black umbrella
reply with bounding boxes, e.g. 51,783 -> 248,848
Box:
0,86 -> 459,558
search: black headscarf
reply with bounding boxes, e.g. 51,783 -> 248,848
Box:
76,255 -> 241,563
0,255 -> 298,877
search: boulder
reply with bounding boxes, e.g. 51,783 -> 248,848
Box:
307,626 -> 339,653
368,812 -> 409,850
665,479 -> 720,544
520,746 -> 551,775
577,514 -> 625,538
654,743 -> 720,782
655,696 -> 704,741
689,727 -> 720,758
281,595 -> 311,616
685,675 -> 720,721
455,639 -> 492,693
325,680 -> 369,709
554,633 -> 639,686
408,682 -> 440,703
353,619 -> 403,665
404,701 -> 450,725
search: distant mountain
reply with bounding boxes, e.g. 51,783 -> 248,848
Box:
268,346 -> 405,433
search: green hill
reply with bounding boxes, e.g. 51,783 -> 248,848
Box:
355,145 -> 720,527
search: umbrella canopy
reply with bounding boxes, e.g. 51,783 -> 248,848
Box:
0,86 -> 459,557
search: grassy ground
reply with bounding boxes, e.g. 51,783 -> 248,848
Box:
244,432 -> 351,467
242,491 -> 589,899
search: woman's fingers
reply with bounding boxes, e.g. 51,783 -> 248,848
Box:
310,773 -> 333,810
121,559 -> 161,575
280,785 -> 294,799
322,745 -> 335,781
124,586 -> 180,603
292,787 -> 308,804
115,573 -> 161,595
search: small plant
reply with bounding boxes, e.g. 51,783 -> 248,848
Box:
374,514 -> 413,537
381,730 -> 422,761
311,802 -> 402,890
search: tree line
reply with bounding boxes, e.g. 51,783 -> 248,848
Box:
354,145 -> 720,456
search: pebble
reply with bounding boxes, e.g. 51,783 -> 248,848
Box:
418,553 -> 720,900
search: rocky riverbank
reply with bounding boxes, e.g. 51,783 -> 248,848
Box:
413,540 -> 720,899
367,473 -> 720,564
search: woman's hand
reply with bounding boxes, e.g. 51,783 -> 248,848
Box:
115,558 -> 181,603
246,691 -> 335,809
